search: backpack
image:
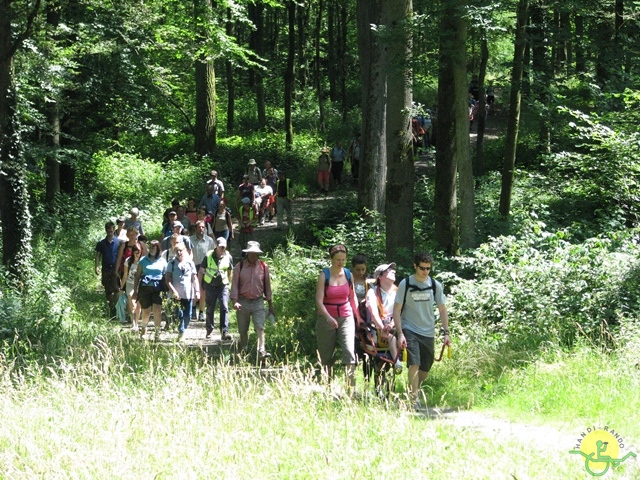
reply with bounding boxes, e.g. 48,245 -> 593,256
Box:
399,276 -> 437,316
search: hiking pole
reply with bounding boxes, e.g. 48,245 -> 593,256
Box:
434,343 -> 453,362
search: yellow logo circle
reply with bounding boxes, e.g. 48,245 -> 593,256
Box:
580,430 -> 621,475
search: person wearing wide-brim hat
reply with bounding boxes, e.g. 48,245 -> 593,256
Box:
246,158 -> 261,185
230,241 -> 275,360
317,147 -> 331,193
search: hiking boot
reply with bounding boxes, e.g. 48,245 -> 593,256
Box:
198,312 -> 205,322
177,332 -> 184,342
154,330 -> 161,341
139,326 -> 146,338
205,330 -> 212,340
221,332 -> 232,341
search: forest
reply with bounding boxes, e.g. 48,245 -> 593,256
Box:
1,0 -> 640,477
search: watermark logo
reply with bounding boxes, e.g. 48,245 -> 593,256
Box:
569,426 -> 636,476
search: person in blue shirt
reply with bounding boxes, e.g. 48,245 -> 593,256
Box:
95,221 -> 122,319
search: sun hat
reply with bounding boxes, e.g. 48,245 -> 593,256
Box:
216,237 -> 227,247
248,158 -> 257,165
242,241 -> 263,254
374,262 -> 397,279
321,147 -> 329,153
172,220 -> 183,228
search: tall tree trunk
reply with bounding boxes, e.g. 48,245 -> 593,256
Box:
435,0 -> 468,255
384,0 -> 414,265
45,0 -> 61,203
249,3 -> 266,129
475,37 -> 488,179
284,1 -> 295,148
0,0 -> 38,286
314,0 -> 326,131
356,0 -> 386,213
338,4 -> 348,123
194,0 -> 216,156
530,1 -> 550,155
327,1 -> 337,102
226,8 -> 235,135
499,0 -> 529,217
297,2 -> 309,89
575,14 -> 585,73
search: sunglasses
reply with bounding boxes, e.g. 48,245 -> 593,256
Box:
417,265 -> 431,272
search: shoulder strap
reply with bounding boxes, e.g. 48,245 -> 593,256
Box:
400,276 -> 436,315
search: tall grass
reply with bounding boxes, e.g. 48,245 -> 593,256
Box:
0,337 -> 623,479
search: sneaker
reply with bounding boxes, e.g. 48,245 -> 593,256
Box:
413,400 -> 426,412
221,332 -> 232,341
205,330 -> 212,339
198,312 -> 205,322
394,361 -> 403,375
258,349 -> 271,360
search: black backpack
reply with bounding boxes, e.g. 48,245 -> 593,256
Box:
399,276 -> 437,315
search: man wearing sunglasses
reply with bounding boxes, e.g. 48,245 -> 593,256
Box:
393,252 -> 450,411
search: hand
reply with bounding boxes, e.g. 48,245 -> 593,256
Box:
95,267 -> 100,276
233,302 -> 242,311
194,292 -> 200,302
132,292 -> 138,300
326,316 -> 338,329
397,333 -> 407,349
443,334 -> 451,346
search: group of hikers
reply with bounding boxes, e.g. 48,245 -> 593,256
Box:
315,246 -> 451,407
94,158 -> 451,406
94,161 -> 292,359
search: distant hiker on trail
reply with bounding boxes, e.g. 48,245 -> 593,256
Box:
199,183 -> 221,217
212,198 -> 234,243
165,243 -> 199,342
95,221 -> 122,319
238,197 -> 256,251
124,207 -> 144,236
347,134 -> 361,183
190,219 -> 215,321
231,241 -> 275,360
246,158 -> 262,185
317,147 -> 331,193
133,240 -> 168,341
275,170 -> 292,229
121,245 -> 142,332
393,252 -> 451,411
199,237 -> 233,341
330,142 -> 347,185
207,170 -> 225,198
315,244 -> 359,390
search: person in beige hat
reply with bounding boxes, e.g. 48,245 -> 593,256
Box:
246,158 -> 262,184
230,241 -> 275,360
317,147 -> 331,192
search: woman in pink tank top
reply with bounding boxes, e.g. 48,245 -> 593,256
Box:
315,244 -> 359,390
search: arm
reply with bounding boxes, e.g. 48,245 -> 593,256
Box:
121,263 -> 129,290
231,263 -> 241,310
94,251 -> 101,276
263,265 -> 274,315
393,301 -> 405,349
438,304 -> 451,346
315,272 -> 338,329
366,288 -> 385,330
226,212 -> 234,238
114,242 -> 125,279
132,263 -> 143,300
191,269 -> 200,302
165,270 -> 179,299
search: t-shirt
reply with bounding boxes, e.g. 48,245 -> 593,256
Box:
124,218 -> 144,236
394,275 -> 445,337
367,285 -> 397,321
138,255 -> 168,287
166,258 -> 197,300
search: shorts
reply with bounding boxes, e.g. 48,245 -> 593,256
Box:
316,315 -> 356,366
236,297 -> 266,332
403,329 -> 435,373
138,285 -> 163,310
317,170 -> 330,185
